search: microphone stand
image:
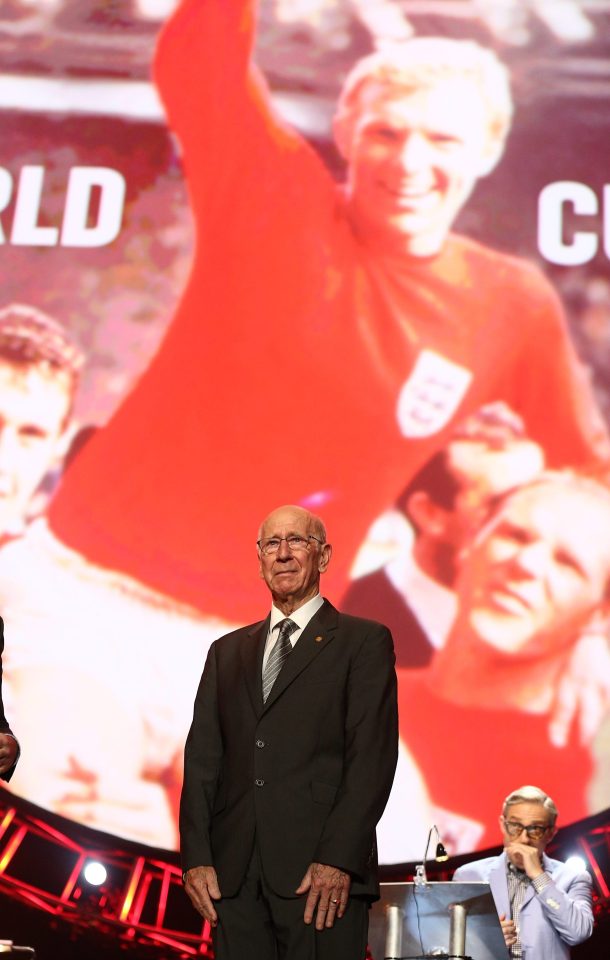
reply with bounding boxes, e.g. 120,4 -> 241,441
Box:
414,824 -> 448,886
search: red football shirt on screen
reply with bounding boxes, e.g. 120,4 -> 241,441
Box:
49,0 -> 609,621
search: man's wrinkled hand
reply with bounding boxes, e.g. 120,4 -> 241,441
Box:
183,865 -> 221,925
296,861 -> 351,930
0,734 -> 18,775
506,842 -> 543,879
499,913 -> 517,947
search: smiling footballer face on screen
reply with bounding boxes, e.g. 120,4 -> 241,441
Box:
334,37 -> 512,257
454,475 -> 610,660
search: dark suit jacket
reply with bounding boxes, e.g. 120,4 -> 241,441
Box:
180,600 -> 398,899
0,616 -> 17,782
342,569 -> 434,669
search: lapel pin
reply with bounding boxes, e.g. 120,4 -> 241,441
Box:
314,636 -> 323,643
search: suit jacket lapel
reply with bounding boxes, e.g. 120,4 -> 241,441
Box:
241,616 -> 269,718
490,853 -> 510,919
493,851 -> 538,914
263,600 -> 339,711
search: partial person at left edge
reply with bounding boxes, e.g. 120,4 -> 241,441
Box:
181,504 -> 398,960
0,616 -> 19,779
0,302 -> 79,787
0,302 -> 83,542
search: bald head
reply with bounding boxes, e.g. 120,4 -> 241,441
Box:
258,505 -> 326,544
257,505 -> 331,615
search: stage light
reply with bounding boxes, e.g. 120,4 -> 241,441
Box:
83,861 -> 107,886
564,856 -> 587,874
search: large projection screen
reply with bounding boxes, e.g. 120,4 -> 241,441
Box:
1,0 -> 610,865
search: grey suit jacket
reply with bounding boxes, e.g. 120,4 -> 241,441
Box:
454,851 -> 593,960
180,599 -> 398,898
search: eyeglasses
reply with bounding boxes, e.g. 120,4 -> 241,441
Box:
502,818 -> 552,840
257,535 -> 324,556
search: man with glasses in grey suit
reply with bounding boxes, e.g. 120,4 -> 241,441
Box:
453,785 -> 593,959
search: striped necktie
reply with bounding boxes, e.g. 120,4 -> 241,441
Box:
262,618 -> 297,702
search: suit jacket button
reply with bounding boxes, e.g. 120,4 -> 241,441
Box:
256,739 -> 265,748
255,779 -> 265,787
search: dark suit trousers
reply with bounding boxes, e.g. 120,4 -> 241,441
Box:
212,845 -> 369,960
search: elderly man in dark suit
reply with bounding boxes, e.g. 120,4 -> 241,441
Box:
180,504 -> 398,960
0,617 -> 19,780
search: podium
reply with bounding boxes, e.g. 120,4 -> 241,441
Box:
368,882 -> 506,959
